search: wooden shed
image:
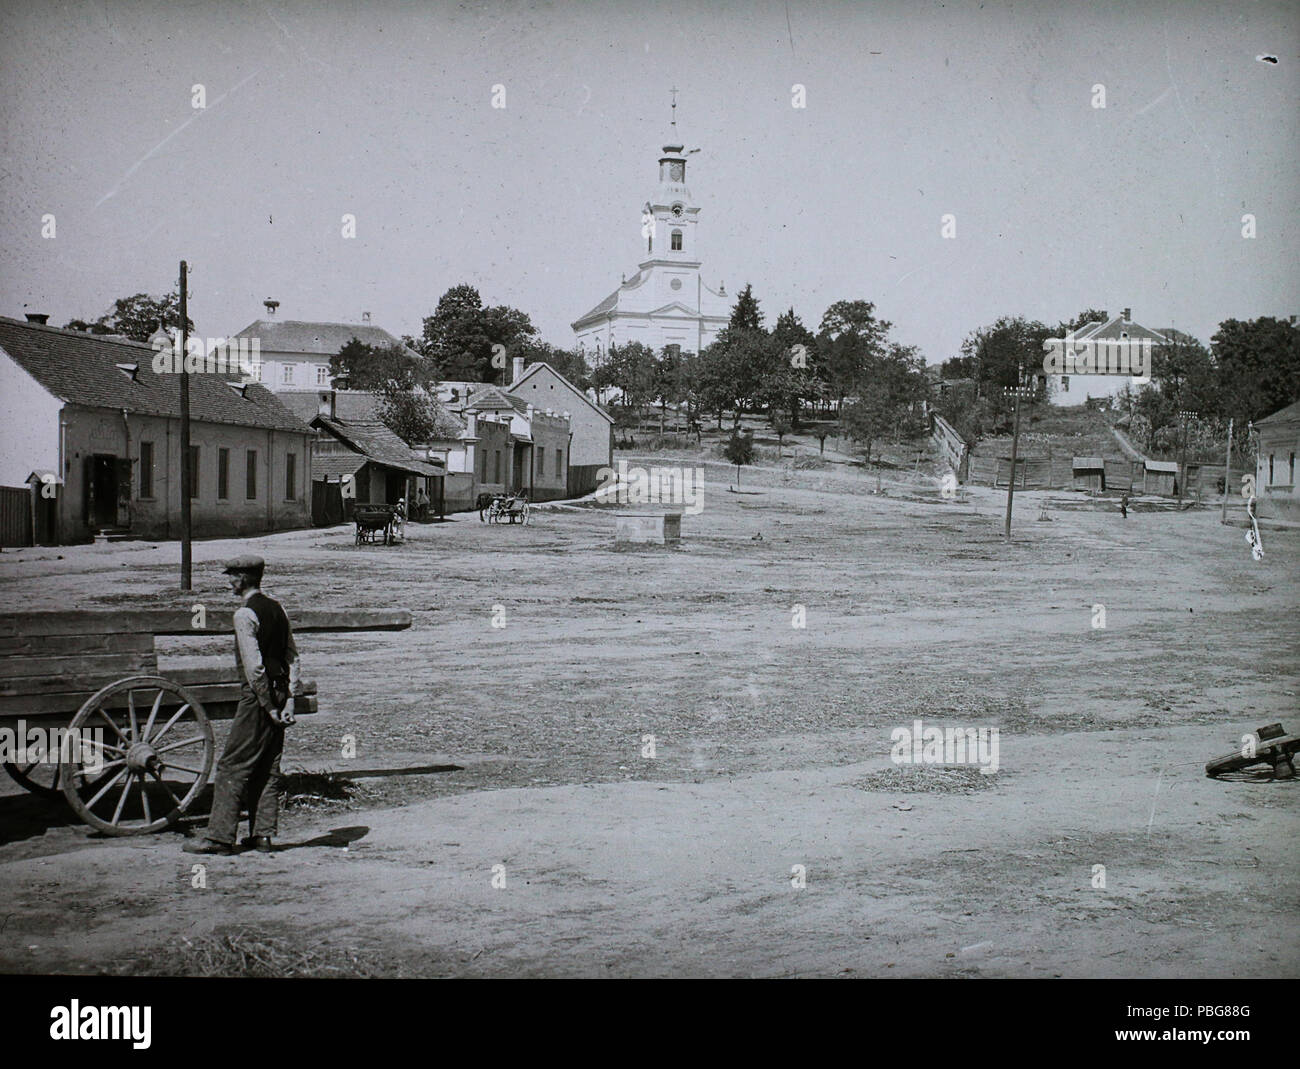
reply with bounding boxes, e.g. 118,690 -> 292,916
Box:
1144,460 -> 1179,496
1072,457 -> 1106,492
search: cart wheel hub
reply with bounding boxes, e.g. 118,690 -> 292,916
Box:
125,742 -> 159,774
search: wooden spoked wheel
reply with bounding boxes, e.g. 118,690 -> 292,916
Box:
61,676 -> 214,835
3,757 -> 65,798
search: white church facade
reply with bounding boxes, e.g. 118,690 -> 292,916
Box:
572,132 -> 731,364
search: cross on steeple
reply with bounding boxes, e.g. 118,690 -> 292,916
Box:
670,86 -> 678,130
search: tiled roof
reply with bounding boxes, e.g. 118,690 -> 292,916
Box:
313,453 -> 368,479
312,415 -> 441,476
0,317 -> 309,433
1256,400 -> 1300,426
1070,316 -> 1167,345
276,389 -> 380,423
465,384 -> 528,414
230,319 -> 415,356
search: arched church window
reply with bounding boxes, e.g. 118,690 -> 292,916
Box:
647,235 -> 653,253
671,230 -> 683,251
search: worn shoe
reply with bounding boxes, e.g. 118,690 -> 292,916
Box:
242,836 -> 274,853
183,838 -> 233,856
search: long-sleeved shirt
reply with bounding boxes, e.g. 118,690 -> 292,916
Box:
233,588 -> 300,701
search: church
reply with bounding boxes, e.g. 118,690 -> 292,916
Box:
572,108 -> 731,364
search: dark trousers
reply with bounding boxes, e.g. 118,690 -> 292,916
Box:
206,685 -> 284,844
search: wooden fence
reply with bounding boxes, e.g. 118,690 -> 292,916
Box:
931,415 -> 969,481
0,486 -> 33,548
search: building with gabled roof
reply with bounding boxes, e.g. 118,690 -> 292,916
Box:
1047,309 -> 1168,407
0,316 -> 313,543
229,308 -> 419,393
505,358 -> 613,494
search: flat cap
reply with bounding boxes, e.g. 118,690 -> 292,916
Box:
222,554 -> 265,574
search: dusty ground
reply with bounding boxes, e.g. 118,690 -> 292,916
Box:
0,453 -> 1296,978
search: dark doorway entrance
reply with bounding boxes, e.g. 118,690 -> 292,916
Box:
85,454 -> 130,531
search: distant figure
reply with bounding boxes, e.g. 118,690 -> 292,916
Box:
393,497 -> 407,540
415,486 -> 430,521
1120,493 -> 1129,519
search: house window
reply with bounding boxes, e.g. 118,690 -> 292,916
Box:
187,445 -> 200,499
281,364 -> 295,385
537,449 -> 544,476
1269,454 -> 1275,483
1061,376 -> 1070,391
248,359 -> 263,382
671,229 -> 682,251
139,441 -> 154,498
316,365 -> 330,385
556,448 -> 563,475
494,450 -> 501,484
246,450 -> 258,499
1291,453 -> 1296,485
217,448 -> 229,500
285,453 -> 296,500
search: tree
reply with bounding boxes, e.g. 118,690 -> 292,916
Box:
329,338 -> 444,445
771,308 -> 818,427
769,410 -> 792,458
957,315 -> 1051,426
520,340 -> 591,391
591,341 -> 657,421
728,283 -> 765,330
724,429 -> 755,486
420,284 -> 537,383
1213,316 -> 1300,425
817,300 -> 893,417
1056,308 -> 1109,336
65,291 -> 194,342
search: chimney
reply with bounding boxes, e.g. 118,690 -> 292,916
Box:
512,356 -> 524,385
263,299 -> 280,316
362,311 -> 371,324
318,390 -> 337,420
466,411 -> 478,437
1122,308 -> 1131,322
24,313 -> 49,325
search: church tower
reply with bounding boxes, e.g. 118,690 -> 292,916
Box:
572,93 -> 731,364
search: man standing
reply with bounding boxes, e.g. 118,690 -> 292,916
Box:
185,555 -> 301,856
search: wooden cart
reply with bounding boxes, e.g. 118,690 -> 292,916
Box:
354,504 -> 397,545
1205,722 -> 1298,779
0,608 -> 411,835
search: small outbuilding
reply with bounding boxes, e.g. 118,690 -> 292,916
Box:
1072,457 -> 1106,493
1143,459 -> 1179,496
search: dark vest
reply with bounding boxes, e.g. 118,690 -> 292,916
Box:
238,591 -> 291,689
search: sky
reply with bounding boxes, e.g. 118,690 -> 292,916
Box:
1,0 -> 1296,366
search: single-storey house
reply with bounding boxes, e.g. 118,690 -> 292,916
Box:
0,316 -> 313,544
505,357 -> 613,495
1254,400 -> 1300,523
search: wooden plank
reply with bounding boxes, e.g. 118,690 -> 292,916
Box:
0,680 -> 317,719
0,651 -> 157,682
0,608 -> 412,637
0,632 -> 155,657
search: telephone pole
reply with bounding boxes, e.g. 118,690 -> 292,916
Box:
1177,408 -> 1197,510
1003,365 -> 1032,542
179,260 -> 192,591
1220,417 -> 1233,524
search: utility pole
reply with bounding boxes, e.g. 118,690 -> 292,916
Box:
1003,364 -> 1030,542
1220,417 -> 1233,524
179,260 -> 192,591
1177,408 -> 1197,510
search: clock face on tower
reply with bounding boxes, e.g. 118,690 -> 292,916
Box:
671,204 -> 684,217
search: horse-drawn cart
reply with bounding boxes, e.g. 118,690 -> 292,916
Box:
0,608 -> 411,835
354,504 -> 398,545
483,493 -> 530,525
